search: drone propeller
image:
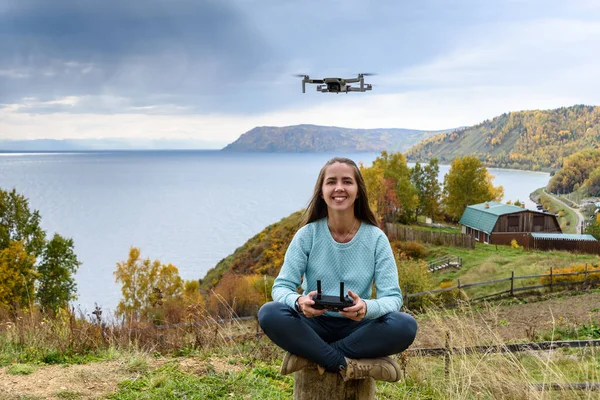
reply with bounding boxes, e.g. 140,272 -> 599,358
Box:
358,72 -> 378,76
293,74 -> 309,78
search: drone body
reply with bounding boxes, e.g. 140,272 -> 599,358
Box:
296,73 -> 374,94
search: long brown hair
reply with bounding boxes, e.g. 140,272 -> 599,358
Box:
301,157 -> 379,227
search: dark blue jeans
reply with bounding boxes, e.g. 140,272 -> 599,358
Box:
258,301 -> 418,372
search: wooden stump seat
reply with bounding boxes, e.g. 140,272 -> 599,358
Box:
293,368 -> 375,400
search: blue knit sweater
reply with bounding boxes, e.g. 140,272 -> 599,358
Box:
271,217 -> 403,319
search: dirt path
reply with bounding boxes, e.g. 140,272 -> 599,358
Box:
543,189 -> 585,234
0,355 -> 241,400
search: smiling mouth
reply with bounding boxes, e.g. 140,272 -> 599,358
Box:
333,197 -> 346,202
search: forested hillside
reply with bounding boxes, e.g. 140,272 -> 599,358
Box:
405,105 -> 600,171
548,148 -> 600,195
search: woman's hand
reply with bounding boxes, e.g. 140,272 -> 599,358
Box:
339,290 -> 367,321
297,290 -> 328,318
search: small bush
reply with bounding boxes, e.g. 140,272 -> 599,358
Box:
391,240 -> 429,260
208,272 -> 263,318
540,263 -> 600,286
435,280 -> 466,306
397,258 -> 434,311
7,363 -> 36,375
510,239 -> 520,249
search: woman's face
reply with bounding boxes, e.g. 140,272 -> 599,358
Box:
321,162 -> 359,213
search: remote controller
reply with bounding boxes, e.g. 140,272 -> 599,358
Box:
311,280 -> 354,311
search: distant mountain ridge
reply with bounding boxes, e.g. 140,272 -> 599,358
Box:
0,138 -> 227,151
221,124 -> 455,152
405,105 -> 600,171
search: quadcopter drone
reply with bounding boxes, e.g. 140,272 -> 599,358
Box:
295,73 -> 375,94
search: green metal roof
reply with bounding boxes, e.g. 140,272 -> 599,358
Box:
531,233 -> 598,241
458,201 -> 526,234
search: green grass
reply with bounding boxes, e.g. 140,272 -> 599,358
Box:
423,242 -> 600,299
55,390 -> 83,399
108,362 -> 295,400
104,347 -> 600,400
6,363 -> 37,375
0,341 -> 123,367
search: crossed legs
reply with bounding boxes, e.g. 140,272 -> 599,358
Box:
258,301 -> 418,373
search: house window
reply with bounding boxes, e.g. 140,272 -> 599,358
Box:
475,230 -> 480,241
484,233 -> 490,244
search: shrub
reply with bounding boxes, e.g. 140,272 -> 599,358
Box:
397,258 -> 434,311
510,239 -> 520,249
435,280 -> 466,306
208,273 -> 263,318
390,240 -> 428,260
402,241 -> 428,259
539,263 -> 600,287
247,274 -> 274,304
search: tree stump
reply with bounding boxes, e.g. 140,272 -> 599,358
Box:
293,368 -> 375,400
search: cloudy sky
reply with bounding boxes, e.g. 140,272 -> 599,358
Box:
1,0 -> 599,147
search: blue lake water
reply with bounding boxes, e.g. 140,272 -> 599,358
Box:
0,151 -> 549,314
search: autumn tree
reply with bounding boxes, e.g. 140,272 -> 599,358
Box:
372,151 -> 418,223
36,234 -> 81,313
410,162 -> 426,217
0,241 -> 37,309
583,167 -> 600,197
360,162 -> 386,223
0,188 -> 80,312
418,158 -> 442,221
548,148 -> 600,194
0,188 -> 46,256
114,247 -> 183,322
443,156 -> 504,221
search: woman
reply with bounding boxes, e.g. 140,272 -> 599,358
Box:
258,157 -> 418,382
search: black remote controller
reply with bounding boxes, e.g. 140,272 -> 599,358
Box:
311,280 -> 354,311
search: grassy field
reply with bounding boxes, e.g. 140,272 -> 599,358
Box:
1,301 -> 599,399
399,234 -> 600,302
2,227 -> 600,398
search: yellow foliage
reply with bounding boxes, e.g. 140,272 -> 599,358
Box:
208,272 -> 263,318
0,241 -> 38,310
114,247 -> 183,323
539,263 -> 600,286
396,257 -> 433,311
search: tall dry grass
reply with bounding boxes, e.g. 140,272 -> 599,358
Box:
400,302 -> 599,399
0,291 -> 275,366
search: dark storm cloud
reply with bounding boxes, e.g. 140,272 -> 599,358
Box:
1,0 -> 595,115
0,0 -> 276,111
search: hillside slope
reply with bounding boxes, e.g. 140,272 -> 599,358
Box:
222,124 -> 452,152
405,105 -> 600,171
199,211 -> 303,290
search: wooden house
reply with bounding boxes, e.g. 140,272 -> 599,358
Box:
458,201 -> 562,245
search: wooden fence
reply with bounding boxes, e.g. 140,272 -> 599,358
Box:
531,237 -> 600,253
405,266 -> 600,307
385,223 -> 474,249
